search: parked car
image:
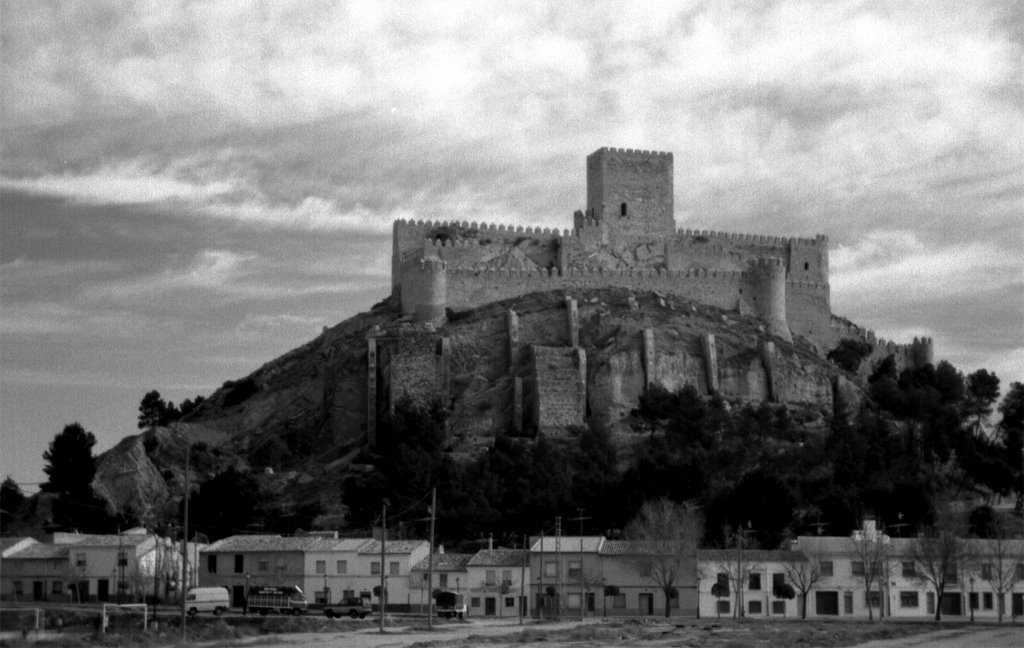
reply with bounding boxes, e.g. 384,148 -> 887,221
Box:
185,587 -> 230,616
322,596 -> 373,619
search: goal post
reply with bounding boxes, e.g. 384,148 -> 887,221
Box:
101,603 -> 148,633
0,607 -> 42,633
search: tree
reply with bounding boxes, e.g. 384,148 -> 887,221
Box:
782,538 -> 823,619
0,476 -> 25,531
908,512 -> 970,622
715,524 -> 760,618
964,370 -> 1000,435
827,339 -> 874,373
850,519 -> 889,622
996,382 -> 1023,513
624,498 -> 703,618
970,518 -> 1024,623
42,423 -> 97,493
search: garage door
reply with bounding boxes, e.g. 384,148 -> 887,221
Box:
815,591 -> 839,615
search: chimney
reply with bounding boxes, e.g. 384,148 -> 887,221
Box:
488,533 -> 493,551
864,518 -> 877,536
438,544 -> 445,555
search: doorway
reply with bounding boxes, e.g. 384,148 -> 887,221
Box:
485,597 -> 496,616
98,579 -> 109,602
639,593 -> 654,615
232,585 -> 246,609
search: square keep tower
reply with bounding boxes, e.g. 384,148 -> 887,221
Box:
586,147 -> 674,239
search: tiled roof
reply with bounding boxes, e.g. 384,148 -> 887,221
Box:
602,540 -> 696,556
412,553 -> 474,572
0,537 -> 36,555
698,549 -> 806,563
52,533 -> 152,548
6,543 -> 71,560
358,540 -> 429,555
530,536 -> 605,553
468,549 -> 528,567
204,535 -> 369,553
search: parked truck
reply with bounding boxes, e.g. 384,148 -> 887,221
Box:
246,585 -> 309,616
434,590 -> 467,619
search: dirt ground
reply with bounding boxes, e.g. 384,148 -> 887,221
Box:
199,618 -> 1024,648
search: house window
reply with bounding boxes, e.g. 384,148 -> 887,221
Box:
902,562 -> 916,577
844,591 -> 854,614
275,558 -> 286,573
486,570 -> 496,585
944,563 -> 958,584
315,560 -> 326,574
207,555 -> 217,574
505,596 -> 515,608
820,561 -> 833,576
981,564 -> 992,579
52,581 -> 63,595
1015,563 -> 1024,580
503,569 -> 512,585
748,600 -> 762,614
13,581 -> 23,595
315,590 -> 327,604
983,592 -> 993,610
234,554 -> 244,574
772,573 -> 785,590
865,591 -> 881,608
715,572 -> 730,594
567,593 -> 581,609
76,553 -> 86,567
969,592 -> 979,610
471,597 -> 481,608
613,594 -> 626,608
258,560 -> 269,572
544,561 -> 557,577
371,562 -> 381,575
717,600 -> 730,614
852,561 -> 865,576
803,262 -> 809,271
748,573 -> 762,590
620,202 -> 627,216
118,550 -> 128,567
343,589 -> 355,600
389,562 -> 399,576
900,591 -> 919,607
336,560 -> 347,574
568,560 -> 582,579
772,600 -> 786,614
439,573 -> 448,588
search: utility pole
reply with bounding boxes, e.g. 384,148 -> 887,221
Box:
379,502 -> 386,634
538,529 -> 544,620
570,508 -> 591,621
555,516 -> 562,618
179,436 -> 189,641
427,488 -> 436,630
520,534 -> 527,625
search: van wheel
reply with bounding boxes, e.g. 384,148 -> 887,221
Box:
324,609 -> 334,619
213,607 -> 224,616
187,608 -> 198,617
291,608 -> 302,616
349,609 -> 359,619
259,609 -> 268,616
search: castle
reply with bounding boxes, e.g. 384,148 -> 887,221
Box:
369,147 -> 933,441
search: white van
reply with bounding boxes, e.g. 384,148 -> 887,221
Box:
185,587 -> 230,616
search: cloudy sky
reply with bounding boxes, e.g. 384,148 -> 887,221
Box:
2,1 -> 1022,490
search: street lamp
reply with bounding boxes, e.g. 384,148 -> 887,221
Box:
245,573 -> 251,615
456,577 -> 460,593
969,577 -> 975,622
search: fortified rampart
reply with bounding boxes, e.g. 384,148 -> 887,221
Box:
371,146 -> 935,442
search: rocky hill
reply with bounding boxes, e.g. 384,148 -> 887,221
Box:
81,285 -> 861,531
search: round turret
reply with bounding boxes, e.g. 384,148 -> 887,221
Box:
414,257 -> 448,324
747,257 -> 792,343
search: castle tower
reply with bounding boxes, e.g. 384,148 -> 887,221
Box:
414,257 -> 447,324
747,257 -> 792,343
586,147 -> 674,239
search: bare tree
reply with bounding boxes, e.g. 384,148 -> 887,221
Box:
624,498 -> 703,618
972,522 -> 1024,623
909,513 -> 970,622
850,519 -> 889,621
782,540 -> 822,619
715,525 -> 759,618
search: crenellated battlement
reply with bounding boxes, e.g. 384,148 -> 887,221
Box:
390,146 -> 930,361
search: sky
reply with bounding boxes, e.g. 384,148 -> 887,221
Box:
2,1 -> 1022,492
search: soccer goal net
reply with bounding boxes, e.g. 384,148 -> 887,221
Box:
101,603 -> 148,633
0,607 -> 42,633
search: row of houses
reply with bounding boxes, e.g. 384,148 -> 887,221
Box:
0,529 -> 203,604
4,522 -> 1023,622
